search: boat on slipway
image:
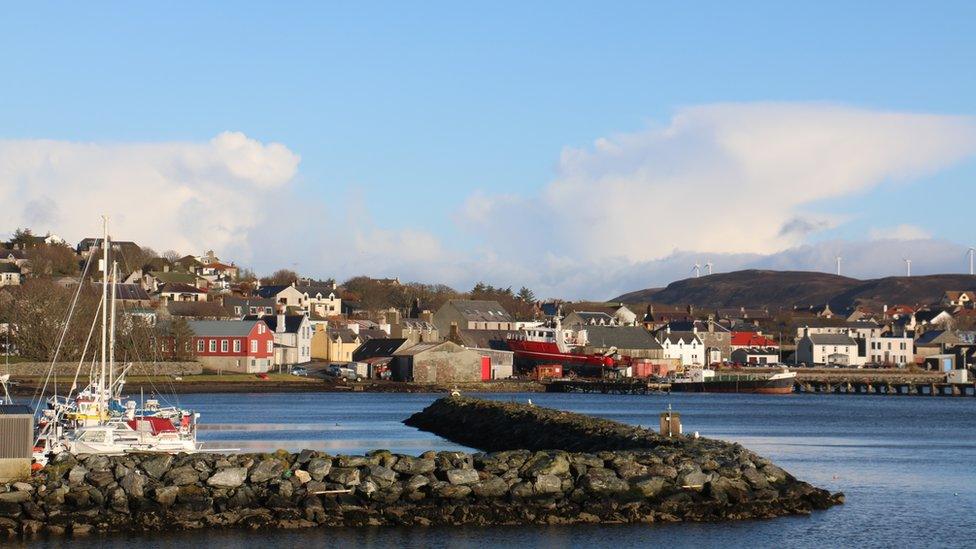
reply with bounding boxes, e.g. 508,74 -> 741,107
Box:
507,319 -> 626,377
669,366 -> 797,394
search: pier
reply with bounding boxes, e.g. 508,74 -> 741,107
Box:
794,380 -> 976,397
543,378 -> 671,394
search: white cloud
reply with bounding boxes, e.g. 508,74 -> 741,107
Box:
0,132 -> 300,258
465,103 -> 976,263
869,224 -> 932,241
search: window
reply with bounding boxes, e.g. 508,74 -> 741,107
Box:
197,340 -> 204,353
234,306 -> 242,315
258,324 -> 265,334
221,339 -> 229,352
249,306 -> 257,315
250,340 -> 257,353
267,340 -> 273,353
265,307 -> 272,314
233,340 -> 241,353
209,339 -> 216,353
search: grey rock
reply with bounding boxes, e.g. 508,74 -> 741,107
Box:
165,465 -> 200,486
208,467 -> 248,489
120,472 -> 146,498
510,481 -> 535,498
392,456 -> 435,475
523,453 -> 570,477
435,483 -> 471,499
680,471 -> 709,488
327,467 -> 360,486
141,455 -> 174,479
68,465 -> 89,486
306,458 -> 332,481
742,467 -> 769,489
446,468 -> 479,485
631,476 -> 667,498
84,454 -> 110,472
12,482 -> 33,493
534,474 -> 563,495
154,486 -> 180,507
368,465 -> 397,486
0,491 -> 30,503
471,476 -> 508,498
405,474 -> 429,492
249,459 -> 286,483
581,467 -> 629,495
109,487 -> 128,513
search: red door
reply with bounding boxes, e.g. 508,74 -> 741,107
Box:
481,356 -> 491,381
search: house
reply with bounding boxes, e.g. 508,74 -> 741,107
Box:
863,334 -> 913,366
914,309 -> 954,329
0,264 -> 22,287
942,291 -> 976,308
158,283 -> 208,303
730,347 -> 780,365
294,279 -> 342,318
562,311 -> 617,327
143,271 -> 206,292
795,330 -> 858,366
0,249 -> 29,269
561,303 -> 637,326
657,328 -> 704,366
444,325 -> 515,380
793,304 -> 834,319
390,341 -> 485,383
200,261 -> 239,281
432,300 -> 515,333
310,325 -> 362,362
582,325 -> 664,360
184,319 -> 274,373
914,330 -> 962,361
255,284 -> 308,313
640,305 -> 695,331
352,338 -> 410,362
246,312 -> 311,367
112,284 -> 152,309
224,297 -> 276,318
794,320 -> 881,341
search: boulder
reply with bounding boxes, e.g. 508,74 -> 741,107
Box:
249,460 -> 286,483
471,476 -> 508,498
522,453 -> 570,477
367,465 -> 397,486
631,476 -> 667,498
0,491 -> 30,503
293,470 -> 311,484
207,467 -> 248,489
67,465 -> 89,486
306,458 -> 332,481
120,471 -> 146,498
392,456 -> 435,475
446,468 -> 479,486
165,465 -> 200,486
534,474 -> 563,495
141,455 -> 174,479
581,468 -> 629,495
327,467 -> 360,486
154,486 -> 180,507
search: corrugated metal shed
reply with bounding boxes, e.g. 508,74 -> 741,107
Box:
0,405 -> 33,459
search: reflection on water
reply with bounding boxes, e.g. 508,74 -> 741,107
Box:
19,391 -> 976,548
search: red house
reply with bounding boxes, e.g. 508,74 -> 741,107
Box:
730,331 -> 779,350
186,320 -> 274,373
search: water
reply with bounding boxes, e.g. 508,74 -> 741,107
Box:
18,392 -> 976,548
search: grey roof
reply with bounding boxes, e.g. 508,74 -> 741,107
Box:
327,328 -> 361,344
565,312 -> 615,325
660,331 -> 702,345
585,326 -> 663,350
255,285 -> 292,298
245,314 -> 306,334
915,330 -> 958,346
114,284 -> 150,301
296,283 -> 339,298
224,297 -> 276,309
0,263 -> 20,273
0,405 -> 32,415
352,338 -> 409,361
446,300 -> 513,322
451,328 -> 516,351
808,333 -> 857,346
187,319 -> 264,337
394,341 -> 456,356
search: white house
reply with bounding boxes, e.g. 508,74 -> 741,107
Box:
252,312 -> 312,367
795,331 -> 858,366
863,334 -> 913,366
0,264 -> 21,286
658,329 -> 704,366
256,284 -> 309,313
295,280 -> 343,318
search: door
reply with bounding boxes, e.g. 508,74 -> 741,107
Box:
481,356 -> 491,381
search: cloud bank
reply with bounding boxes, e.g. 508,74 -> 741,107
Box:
0,132 -> 300,258
3,103 -> 975,300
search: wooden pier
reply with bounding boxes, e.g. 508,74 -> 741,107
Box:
795,380 -> 976,397
543,379 -> 671,394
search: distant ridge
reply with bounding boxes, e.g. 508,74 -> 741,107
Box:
610,269 -> 976,309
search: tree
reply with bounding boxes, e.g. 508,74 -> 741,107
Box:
162,250 -> 181,262
517,287 -> 536,303
260,269 -> 299,286
26,243 -> 80,276
9,228 -> 36,249
0,279 -> 99,361
166,317 -> 196,362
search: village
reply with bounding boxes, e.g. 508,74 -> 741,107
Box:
1,227 -> 975,390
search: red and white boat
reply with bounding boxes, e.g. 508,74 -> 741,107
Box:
507,321 -> 626,377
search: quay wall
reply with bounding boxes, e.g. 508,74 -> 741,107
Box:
5,362 -> 202,377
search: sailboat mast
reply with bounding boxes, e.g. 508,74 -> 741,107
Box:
109,261 -> 118,396
100,216 -> 109,411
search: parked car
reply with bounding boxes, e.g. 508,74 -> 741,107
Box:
327,364 -> 361,381
255,373 -> 270,380
291,366 -> 308,377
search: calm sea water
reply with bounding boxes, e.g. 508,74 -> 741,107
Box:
17,392 -> 976,548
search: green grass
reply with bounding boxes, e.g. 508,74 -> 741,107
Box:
125,373 -> 319,383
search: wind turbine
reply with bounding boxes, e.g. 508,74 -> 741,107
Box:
704,260 -> 713,276
692,263 -> 701,278
968,248 -> 975,276
903,258 -> 912,277
835,255 -> 842,277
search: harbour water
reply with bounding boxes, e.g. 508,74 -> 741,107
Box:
18,392 -> 976,548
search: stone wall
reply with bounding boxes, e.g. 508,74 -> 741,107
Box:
0,446 -> 840,538
5,362 -> 202,377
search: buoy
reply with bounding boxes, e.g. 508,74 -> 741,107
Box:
527,398 -> 534,406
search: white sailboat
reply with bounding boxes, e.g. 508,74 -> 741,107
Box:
37,216 -> 200,457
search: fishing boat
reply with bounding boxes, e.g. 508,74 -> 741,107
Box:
669,366 -> 797,394
507,319 -> 625,377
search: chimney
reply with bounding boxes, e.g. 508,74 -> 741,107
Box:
449,322 -> 461,343
347,322 -> 360,335
276,309 -> 285,334
420,310 -> 434,323
665,325 -> 671,334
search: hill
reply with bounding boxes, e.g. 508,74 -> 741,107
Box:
611,270 -> 976,310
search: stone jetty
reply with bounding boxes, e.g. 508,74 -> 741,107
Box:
0,397 -> 842,538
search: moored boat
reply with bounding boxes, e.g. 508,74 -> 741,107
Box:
670,367 -> 797,394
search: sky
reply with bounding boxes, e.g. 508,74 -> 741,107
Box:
2,2 -> 976,299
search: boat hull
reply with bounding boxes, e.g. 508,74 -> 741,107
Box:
670,376 -> 795,394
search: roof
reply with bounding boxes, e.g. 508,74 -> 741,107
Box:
246,314 -> 306,334
151,271 -> 199,285
0,405 -> 32,416
204,262 -> 235,270
393,341 -> 446,356
295,282 -> 339,298
352,338 -> 409,361
565,311 -> 615,325
113,284 -> 150,301
0,263 -> 21,273
660,331 -> 702,345
915,309 -> 951,323
731,332 -> 778,347
255,285 -> 293,298
732,347 -> 779,354
445,300 -> 513,322
224,296 -> 276,309
0,249 -> 27,260
327,327 -> 361,344
584,326 -> 663,350
915,330 -> 958,346
451,328 -> 516,351
160,282 -> 207,294
187,319 -> 264,337
807,333 -> 857,346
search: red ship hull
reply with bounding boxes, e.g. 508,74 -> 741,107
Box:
507,339 -> 615,376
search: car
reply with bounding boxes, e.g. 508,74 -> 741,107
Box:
255,373 -> 270,380
290,367 -> 308,377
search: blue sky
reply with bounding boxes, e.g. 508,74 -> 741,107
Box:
2,3 -> 975,298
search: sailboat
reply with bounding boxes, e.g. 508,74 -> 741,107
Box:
35,217 -> 200,457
